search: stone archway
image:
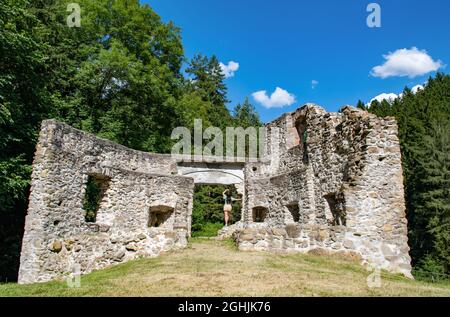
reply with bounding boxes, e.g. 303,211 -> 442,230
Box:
177,162 -> 244,185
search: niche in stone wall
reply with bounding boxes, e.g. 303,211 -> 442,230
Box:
285,203 -> 300,223
324,193 -> 346,226
148,205 -> 174,228
83,174 -> 111,223
252,207 -> 268,223
295,117 -> 306,144
293,116 -> 308,162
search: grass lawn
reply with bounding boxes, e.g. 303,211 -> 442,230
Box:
1,238 -> 449,297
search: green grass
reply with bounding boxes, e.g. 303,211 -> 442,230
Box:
1,239 -> 449,297
191,222 -> 224,237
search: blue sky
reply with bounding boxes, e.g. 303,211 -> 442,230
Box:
145,0 -> 449,123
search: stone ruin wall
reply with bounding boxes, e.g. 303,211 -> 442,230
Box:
235,104 -> 412,277
18,120 -> 194,284
19,104 -> 413,284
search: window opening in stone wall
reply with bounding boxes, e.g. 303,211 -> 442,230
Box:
324,193 -> 346,226
286,203 -> 300,222
252,207 -> 268,223
83,174 -> 111,223
148,206 -> 174,228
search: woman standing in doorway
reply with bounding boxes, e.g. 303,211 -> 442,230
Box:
222,189 -> 238,226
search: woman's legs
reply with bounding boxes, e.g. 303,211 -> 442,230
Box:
224,211 -> 230,226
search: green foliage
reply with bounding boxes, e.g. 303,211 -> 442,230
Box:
233,97 -> 262,128
356,100 -> 367,110
231,98 -> 263,158
35,0 -> 187,153
367,73 -> 450,277
369,99 -> 393,117
0,0 -> 50,283
82,176 -> 102,222
411,118 -> 450,277
186,54 -> 232,129
413,254 -> 449,282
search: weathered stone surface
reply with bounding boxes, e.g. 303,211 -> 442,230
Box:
64,239 -> 74,251
125,244 -> 138,252
177,162 -> 244,185
216,222 -> 244,240
137,233 -> 147,240
113,249 -> 125,261
285,224 -> 301,238
164,231 -> 178,240
343,239 -> 355,249
271,228 -> 287,237
233,104 -> 412,278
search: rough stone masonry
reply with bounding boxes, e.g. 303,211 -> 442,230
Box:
19,104 -> 412,284
18,120 -> 194,284
230,104 -> 412,278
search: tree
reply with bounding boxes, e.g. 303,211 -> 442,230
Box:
233,97 -> 262,128
186,54 -> 232,129
356,100 -> 366,110
0,0 -> 50,282
35,0 -> 187,153
411,118 -> 450,276
369,99 -> 392,117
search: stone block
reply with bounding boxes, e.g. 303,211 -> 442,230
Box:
50,240 -> 63,253
343,239 -> 355,249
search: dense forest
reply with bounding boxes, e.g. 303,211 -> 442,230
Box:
0,0 -> 448,282
0,0 -> 260,282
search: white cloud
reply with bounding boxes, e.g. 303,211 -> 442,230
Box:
311,80 -> 319,89
252,87 -> 296,109
220,61 -> 239,78
411,84 -> 424,94
371,47 -> 444,79
369,93 -> 399,105
367,83 -> 426,106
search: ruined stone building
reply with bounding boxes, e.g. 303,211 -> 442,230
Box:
234,105 -> 412,278
18,104 -> 412,284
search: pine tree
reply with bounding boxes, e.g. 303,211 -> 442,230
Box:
356,100 -> 366,110
233,97 -> 262,128
412,118 -> 450,275
185,54 -> 232,129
